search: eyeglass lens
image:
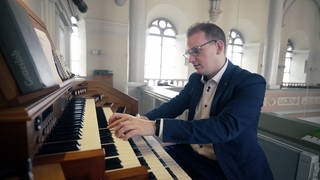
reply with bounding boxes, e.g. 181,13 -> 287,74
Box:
184,39 -> 217,59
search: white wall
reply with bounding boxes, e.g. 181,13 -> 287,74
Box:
242,43 -> 261,73
282,0 -> 320,84
84,0 -> 129,91
84,0 -> 212,90
85,19 -> 128,91
23,0 -> 320,89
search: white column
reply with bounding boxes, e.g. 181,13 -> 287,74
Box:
262,0 -> 284,88
128,0 -> 146,83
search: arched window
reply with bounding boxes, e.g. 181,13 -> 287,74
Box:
70,16 -> 84,76
226,29 -> 244,66
145,18 -> 178,81
283,40 -> 293,82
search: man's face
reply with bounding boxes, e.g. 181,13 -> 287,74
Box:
186,31 -> 221,78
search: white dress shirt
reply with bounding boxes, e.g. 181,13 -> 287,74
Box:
158,60 -> 228,160
191,60 -> 228,160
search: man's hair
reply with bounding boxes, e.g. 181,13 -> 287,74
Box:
187,22 -> 226,50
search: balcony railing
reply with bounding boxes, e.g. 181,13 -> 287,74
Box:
281,82 -> 320,89
144,79 -> 188,87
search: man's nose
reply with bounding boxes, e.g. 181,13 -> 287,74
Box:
188,55 -> 196,63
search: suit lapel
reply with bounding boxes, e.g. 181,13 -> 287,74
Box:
211,62 -> 236,114
189,76 -> 204,120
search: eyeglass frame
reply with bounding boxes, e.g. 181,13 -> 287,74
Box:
183,39 -> 217,60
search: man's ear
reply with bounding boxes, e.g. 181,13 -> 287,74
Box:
216,40 -> 225,55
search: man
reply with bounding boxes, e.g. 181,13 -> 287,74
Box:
108,22 -> 273,180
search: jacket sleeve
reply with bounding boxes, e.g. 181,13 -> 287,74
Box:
144,73 -> 199,120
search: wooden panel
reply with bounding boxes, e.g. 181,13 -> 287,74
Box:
75,80 -> 138,115
33,163 -> 65,180
0,122 -> 29,174
104,166 -> 148,180
93,74 -> 113,87
34,149 -> 105,180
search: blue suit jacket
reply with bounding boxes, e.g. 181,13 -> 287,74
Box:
145,61 -> 273,180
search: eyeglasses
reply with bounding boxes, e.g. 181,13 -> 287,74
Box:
183,39 -> 217,60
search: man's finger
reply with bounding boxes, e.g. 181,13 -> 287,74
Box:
107,117 -> 127,129
109,113 -> 126,124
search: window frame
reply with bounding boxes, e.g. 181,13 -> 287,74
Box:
283,39 -> 294,82
145,18 -> 177,80
226,29 -> 244,66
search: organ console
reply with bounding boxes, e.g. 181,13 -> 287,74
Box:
0,0 -> 190,179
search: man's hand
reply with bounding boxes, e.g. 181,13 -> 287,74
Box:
107,113 -> 156,140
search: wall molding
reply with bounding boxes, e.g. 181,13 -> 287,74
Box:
85,18 -> 128,35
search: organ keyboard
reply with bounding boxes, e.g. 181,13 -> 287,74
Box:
36,98 -> 101,155
101,107 -> 191,180
99,107 -> 142,172
0,83 -> 191,179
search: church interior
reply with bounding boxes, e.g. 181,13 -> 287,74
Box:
0,0 -> 319,179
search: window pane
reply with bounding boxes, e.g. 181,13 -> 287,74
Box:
164,29 -> 176,36
152,20 -> 158,25
234,38 -> 243,45
284,58 -> 291,73
163,37 -> 175,45
232,53 -> 242,66
227,30 -> 244,68
233,45 -> 243,53
145,35 -> 161,79
71,61 -> 81,75
162,37 -> 176,78
70,34 -> 80,60
283,73 -> 289,82
286,52 -> 293,58
282,40 -> 294,83
149,26 -> 160,34
226,45 -> 232,59
72,26 -> 78,35
159,20 -> 166,28
230,31 -> 237,38
145,18 -> 183,82
71,16 -> 77,24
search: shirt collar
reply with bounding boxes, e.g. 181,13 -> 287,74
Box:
201,59 -> 228,84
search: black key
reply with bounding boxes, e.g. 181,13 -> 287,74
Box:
166,167 -> 178,180
96,107 -> 108,128
138,157 -> 150,170
46,134 -> 81,142
105,157 -> 123,170
38,141 -> 80,154
102,144 -> 119,157
100,135 -> 114,144
148,172 -> 157,180
116,106 -> 126,113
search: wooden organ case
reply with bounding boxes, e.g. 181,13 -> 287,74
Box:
0,0 -> 145,179
0,1 -> 191,179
